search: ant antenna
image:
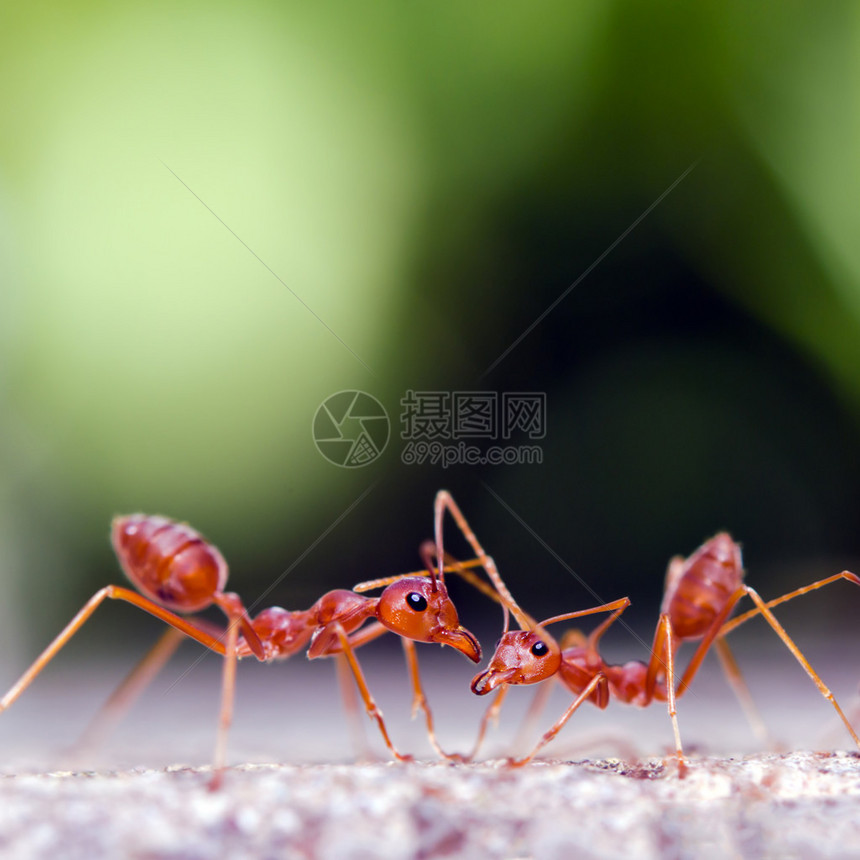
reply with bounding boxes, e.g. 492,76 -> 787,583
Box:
431,506 -> 444,593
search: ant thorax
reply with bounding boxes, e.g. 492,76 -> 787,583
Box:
311,590 -> 375,632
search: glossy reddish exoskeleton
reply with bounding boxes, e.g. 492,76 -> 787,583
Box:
0,509 -> 485,786
469,532 -> 860,773
113,515 -> 228,612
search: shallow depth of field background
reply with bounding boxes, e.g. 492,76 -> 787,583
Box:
2,0 -> 860,710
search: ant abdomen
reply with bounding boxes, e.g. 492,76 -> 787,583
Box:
661,532 -> 744,639
111,514 -> 228,613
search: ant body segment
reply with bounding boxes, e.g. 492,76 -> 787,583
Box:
0,513 -> 483,785
469,531 -> 860,773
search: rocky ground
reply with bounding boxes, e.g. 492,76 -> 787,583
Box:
1,752 -> 859,859
1,631 -> 859,858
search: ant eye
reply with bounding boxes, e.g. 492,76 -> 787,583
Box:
406,592 -> 428,612
531,641 -> 549,657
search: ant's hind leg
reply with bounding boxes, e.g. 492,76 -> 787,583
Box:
720,571 -> 860,638
743,585 -> 860,750
0,586 -> 229,715
210,617 -> 240,790
713,637 -> 771,747
75,626 -> 186,754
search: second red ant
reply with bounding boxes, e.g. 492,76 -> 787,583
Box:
466,529 -> 860,772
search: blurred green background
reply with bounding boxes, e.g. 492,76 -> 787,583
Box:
2,1 -> 860,663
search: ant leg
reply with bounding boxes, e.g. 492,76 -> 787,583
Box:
511,676 -> 556,755
334,653 -> 372,761
669,586 -> 747,698
507,673 -> 608,767
650,587 -> 770,751
713,637 -> 770,746
212,593 -> 264,660
318,620 -> 466,760
720,572 -> 860,638
401,638 -> 432,723
743,585 -> 860,749
308,621 -> 390,760
76,626 -> 186,752
307,604 -> 376,659
400,638 -> 464,761
209,616 -> 240,790
661,616 -> 686,775
328,622 -> 413,762
312,621 -> 390,657
644,615 -> 687,776
466,686 -> 509,762
0,586 -> 231,714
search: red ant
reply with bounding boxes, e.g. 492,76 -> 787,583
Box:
0,512 -> 485,785
467,530 -> 860,773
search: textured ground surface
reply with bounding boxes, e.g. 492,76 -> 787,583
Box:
1,752 -> 860,859
1,629 -> 859,858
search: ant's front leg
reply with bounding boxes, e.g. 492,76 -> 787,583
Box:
400,638 -> 470,762
507,674 -> 607,767
317,621 -> 413,763
305,621 -> 390,762
465,686 -> 509,762
742,585 -> 860,750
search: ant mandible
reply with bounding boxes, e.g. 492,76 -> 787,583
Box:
469,531 -> 860,773
0,512 -> 484,785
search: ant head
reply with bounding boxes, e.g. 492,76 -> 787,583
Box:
470,628 -> 561,695
376,577 -> 481,663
